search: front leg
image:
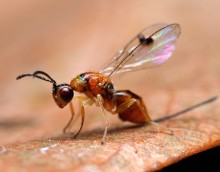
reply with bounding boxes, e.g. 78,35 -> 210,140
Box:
63,96 -> 94,137
63,101 -> 75,134
72,101 -> 85,138
62,101 -> 85,138
72,96 -> 94,138
74,95 -> 94,106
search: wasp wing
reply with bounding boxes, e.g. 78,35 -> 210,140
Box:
99,23 -> 181,77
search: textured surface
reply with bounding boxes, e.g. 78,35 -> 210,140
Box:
0,0 -> 220,171
0,109 -> 220,171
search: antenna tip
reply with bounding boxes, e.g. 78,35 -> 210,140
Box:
16,75 -> 23,80
16,74 -> 32,80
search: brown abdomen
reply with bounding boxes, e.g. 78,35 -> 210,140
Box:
115,90 -> 149,123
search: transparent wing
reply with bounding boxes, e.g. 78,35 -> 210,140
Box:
99,23 -> 181,77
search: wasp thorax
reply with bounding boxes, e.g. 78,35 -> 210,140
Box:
70,75 -> 88,93
53,84 -> 74,108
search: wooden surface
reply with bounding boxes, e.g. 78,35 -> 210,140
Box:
0,1 -> 220,171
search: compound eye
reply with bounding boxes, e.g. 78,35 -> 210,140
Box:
59,87 -> 74,101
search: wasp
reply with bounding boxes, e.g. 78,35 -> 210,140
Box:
17,23 -> 217,144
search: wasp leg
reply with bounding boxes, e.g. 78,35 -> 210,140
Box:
64,96 -> 93,138
115,98 -> 152,123
115,97 -> 173,135
63,101 -> 75,134
97,94 -> 109,145
133,100 -> 173,135
73,101 -> 85,139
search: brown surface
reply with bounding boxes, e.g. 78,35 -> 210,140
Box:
0,0 -> 220,171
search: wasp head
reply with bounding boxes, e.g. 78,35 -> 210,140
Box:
52,83 -> 74,108
17,71 -> 74,108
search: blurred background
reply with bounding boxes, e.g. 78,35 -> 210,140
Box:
0,0 -> 219,145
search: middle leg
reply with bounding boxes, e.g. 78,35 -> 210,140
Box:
114,90 -> 152,124
97,94 -> 109,144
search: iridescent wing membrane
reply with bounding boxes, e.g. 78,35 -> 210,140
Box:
99,23 -> 181,77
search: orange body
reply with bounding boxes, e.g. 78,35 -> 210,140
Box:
70,72 -> 148,124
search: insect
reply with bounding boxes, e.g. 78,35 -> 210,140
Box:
16,23 -> 217,144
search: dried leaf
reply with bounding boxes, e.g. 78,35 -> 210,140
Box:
0,97 -> 219,171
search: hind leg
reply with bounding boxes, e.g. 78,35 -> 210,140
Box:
114,90 -> 152,123
115,97 -> 152,124
115,90 -> 173,135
